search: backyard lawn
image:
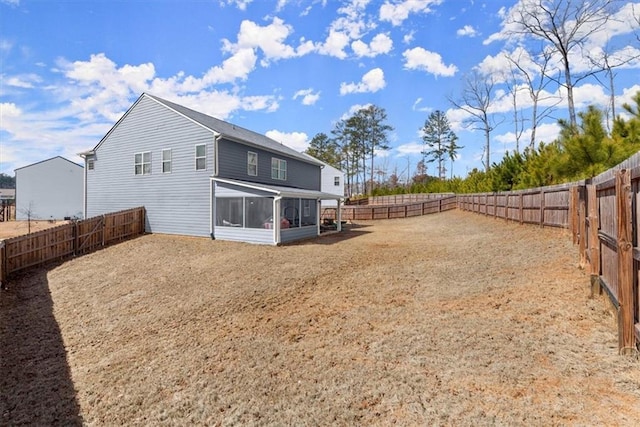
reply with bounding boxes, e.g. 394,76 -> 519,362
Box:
1,210 -> 639,425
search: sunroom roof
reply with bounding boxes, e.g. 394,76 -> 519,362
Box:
212,177 -> 343,200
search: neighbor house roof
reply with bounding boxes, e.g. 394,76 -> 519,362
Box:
14,156 -> 83,172
0,188 -> 15,200
212,177 -> 343,200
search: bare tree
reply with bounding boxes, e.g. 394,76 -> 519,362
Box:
588,46 -> 640,128
449,70 -> 501,171
505,46 -> 562,149
506,0 -> 617,128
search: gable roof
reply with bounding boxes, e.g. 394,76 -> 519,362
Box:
15,156 -> 83,172
104,93 -> 319,166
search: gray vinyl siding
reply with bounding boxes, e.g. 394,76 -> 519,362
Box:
214,227 -> 275,245
86,96 -> 214,237
280,226 -> 318,243
217,138 -> 321,190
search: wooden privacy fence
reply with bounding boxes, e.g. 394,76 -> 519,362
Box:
457,183 -> 573,228
0,207 -> 145,285
458,163 -> 640,354
577,170 -> 639,354
347,193 -> 455,206
323,195 -> 457,221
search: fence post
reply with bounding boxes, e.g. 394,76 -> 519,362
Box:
494,193 -> 497,219
0,240 -> 6,289
587,184 -> 601,297
519,193 -> 523,224
578,186 -> 587,268
615,169 -> 636,354
539,189 -> 545,228
570,186 -> 579,244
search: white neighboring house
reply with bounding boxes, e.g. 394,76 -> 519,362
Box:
306,156 -> 344,207
15,156 -> 84,221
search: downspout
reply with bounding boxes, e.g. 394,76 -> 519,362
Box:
213,132 -> 221,177
337,197 -> 343,232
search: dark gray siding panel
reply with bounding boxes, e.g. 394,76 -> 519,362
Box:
86,96 -> 214,237
217,138 -> 321,190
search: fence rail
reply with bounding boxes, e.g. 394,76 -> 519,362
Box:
323,195 -> 457,221
457,152 -> 640,353
0,207 -> 145,285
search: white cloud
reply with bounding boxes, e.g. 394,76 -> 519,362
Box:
403,31 -> 415,44
395,141 -> 423,156
293,88 -> 321,105
403,47 -> 458,77
379,0 -> 442,26
219,0 -> 252,11
340,68 -> 386,95
316,29 -> 351,59
412,97 -> 432,113
456,25 -> 478,37
265,129 -> 309,151
351,33 -> 393,57
4,73 -> 42,89
224,18 -> 298,66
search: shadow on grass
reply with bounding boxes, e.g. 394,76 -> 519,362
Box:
292,223 -> 372,246
0,267 -> 83,426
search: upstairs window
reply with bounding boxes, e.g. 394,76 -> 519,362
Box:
87,159 -> 95,171
271,158 -> 287,181
162,149 -> 172,173
247,151 -> 258,176
195,144 -> 206,171
334,176 -> 340,186
134,152 -> 151,175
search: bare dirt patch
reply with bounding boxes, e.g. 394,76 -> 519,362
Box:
2,210 -> 640,425
0,220 -> 69,239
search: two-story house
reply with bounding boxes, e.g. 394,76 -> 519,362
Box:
80,93 -> 342,245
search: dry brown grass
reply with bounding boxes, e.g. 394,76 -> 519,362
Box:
0,220 -> 69,239
2,210 -> 640,425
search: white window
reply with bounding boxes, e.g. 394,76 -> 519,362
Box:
195,144 -> 206,171
87,159 -> 95,171
134,152 -> 151,175
334,176 -> 340,186
271,158 -> 287,180
303,199 -> 311,217
162,149 -> 172,173
247,151 -> 258,176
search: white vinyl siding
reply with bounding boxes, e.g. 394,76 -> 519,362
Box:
162,149 -> 172,173
271,158 -> 287,181
195,144 -> 206,171
135,151 -> 151,175
247,151 -> 258,176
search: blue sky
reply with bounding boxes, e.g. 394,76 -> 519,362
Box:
1,0 -> 639,180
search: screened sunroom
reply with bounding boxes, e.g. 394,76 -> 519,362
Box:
211,178 -> 342,245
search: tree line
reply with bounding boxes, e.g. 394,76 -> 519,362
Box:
377,92 -> 640,196
305,0 -> 639,197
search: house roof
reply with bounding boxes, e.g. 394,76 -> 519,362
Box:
14,156 -> 83,172
212,177 -> 343,200
144,94 -> 321,166
0,188 -> 15,199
